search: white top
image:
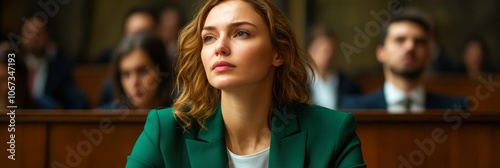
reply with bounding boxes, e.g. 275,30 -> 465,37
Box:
227,147 -> 270,168
25,54 -> 48,98
311,72 -> 339,110
384,81 -> 425,114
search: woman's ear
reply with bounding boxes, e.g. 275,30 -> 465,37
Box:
272,52 -> 284,67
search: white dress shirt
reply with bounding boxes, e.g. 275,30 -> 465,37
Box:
311,72 -> 339,110
25,54 -> 48,98
384,81 -> 425,114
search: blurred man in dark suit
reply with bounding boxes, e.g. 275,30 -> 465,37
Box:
340,15 -> 467,113
307,26 -> 361,110
22,17 -> 88,109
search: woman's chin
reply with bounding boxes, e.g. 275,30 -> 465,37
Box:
210,83 -> 234,90
130,98 -> 145,108
208,78 -> 239,89
209,81 -> 244,91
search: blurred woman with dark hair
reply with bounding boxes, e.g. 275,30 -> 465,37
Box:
458,36 -> 496,78
307,26 -> 361,110
104,31 -> 174,109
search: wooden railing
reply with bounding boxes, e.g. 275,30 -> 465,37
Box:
353,110 -> 500,168
1,110 -> 499,167
0,110 -> 148,168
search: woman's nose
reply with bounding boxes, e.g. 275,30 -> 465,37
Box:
215,37 -> 231,56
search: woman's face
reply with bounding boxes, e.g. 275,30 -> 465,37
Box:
308,36 -> 335,72
463,41 -> 483,70
119,49 -> 160,108
201,0 -> 282,90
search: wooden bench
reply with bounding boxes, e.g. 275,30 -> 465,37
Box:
1,110 -> 499,167
354,110 -> 500,167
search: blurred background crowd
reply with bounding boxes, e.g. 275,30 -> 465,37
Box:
1,0 -> 499,111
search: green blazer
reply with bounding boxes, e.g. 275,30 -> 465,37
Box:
126,104 -> 366,168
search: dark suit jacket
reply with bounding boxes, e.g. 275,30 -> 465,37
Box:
126,105 -> 366,168
337,72 -> 362,106
339,88 -> 467,110
36,52 -> 88,109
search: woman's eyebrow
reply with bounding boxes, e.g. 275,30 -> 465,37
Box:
229,21 -> 257,29
202,21 -> 257,31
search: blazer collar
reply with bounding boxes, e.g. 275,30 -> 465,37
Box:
185,105 -> 228,168
269,105 -> 307,168
185,105 -> 307,168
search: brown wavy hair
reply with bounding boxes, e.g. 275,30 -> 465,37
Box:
174,0 -> 314,130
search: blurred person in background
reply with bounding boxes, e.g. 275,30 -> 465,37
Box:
96,7 -> 159,63
101,31 -> 174,109
21,17 -> 88,109
158,4 -> 185,62
340,15 -> 467,113
457,36 -> 497,78
98,7 -> 161,108
307,26 -> 361,110
403,8 -> 456,73
124,8 -> 158,37
157,4 -> 186,99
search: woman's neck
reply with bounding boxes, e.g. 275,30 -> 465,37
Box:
221,82 -> 273,155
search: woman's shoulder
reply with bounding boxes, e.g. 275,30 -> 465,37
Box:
146,107 -> 200,135
151,107 -> 175,116
144,107 -> 182,133
298,104 -> 352,120
148,107 -> 175,121
296,104 -> 356,131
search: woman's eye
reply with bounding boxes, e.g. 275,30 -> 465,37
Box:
204,36 -> 215,43
235,31 -> 249,38
121,72 -> 129,78
138,67 -> 148,75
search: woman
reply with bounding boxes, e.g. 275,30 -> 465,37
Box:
108,31 -> 174,109
457,36 -> 496,78
307,26 -> 361,110
127,0 -> 365,167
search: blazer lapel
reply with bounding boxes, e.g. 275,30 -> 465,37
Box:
185,105 -> 308,168
269,106 -> 307,168
185,106 -> 228,168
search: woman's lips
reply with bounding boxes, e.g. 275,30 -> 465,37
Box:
212,61 -> 236,72
134,91 -> 144,98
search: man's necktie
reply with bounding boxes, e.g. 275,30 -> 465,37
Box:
402,97 -> 412,111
